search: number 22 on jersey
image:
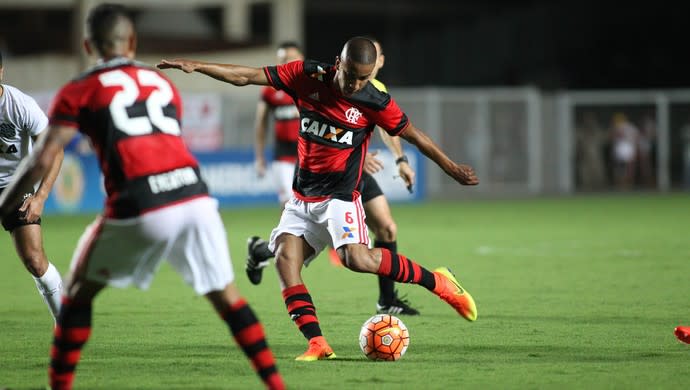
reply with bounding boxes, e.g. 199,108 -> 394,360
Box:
99,69 -> 180,136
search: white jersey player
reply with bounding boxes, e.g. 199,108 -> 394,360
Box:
0,51 -> 64,323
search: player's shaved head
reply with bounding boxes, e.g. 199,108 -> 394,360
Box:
333,37 -> 377,96
340,37 -> 377,66
86,3 -> 135,57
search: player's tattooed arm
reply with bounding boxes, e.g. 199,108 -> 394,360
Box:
157,59 -> 270,87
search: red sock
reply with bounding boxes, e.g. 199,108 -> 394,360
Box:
49,297 -> 92,390
377,248 -> 436,290
282,284 -> 323,340
222,299 -> 284,390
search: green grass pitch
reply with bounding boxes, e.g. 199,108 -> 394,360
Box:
1,194 -> 688,389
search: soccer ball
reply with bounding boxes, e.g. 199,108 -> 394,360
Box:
359,314 -> 410,361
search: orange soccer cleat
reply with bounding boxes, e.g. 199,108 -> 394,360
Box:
675,326 -> 690,344
432,267 -> 477,321
295,336 -> 337,361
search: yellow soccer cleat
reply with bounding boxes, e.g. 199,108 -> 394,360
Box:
295,336 -> 337,361
432,267 -> 478,321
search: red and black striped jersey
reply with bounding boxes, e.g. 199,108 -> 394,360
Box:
260,86 -> 299,162
48,57 -> 208,218
263,60 -> 409,202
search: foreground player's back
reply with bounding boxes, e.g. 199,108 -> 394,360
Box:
51,58 -> 207,218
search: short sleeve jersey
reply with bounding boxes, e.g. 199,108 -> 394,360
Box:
0,84 -> 48,188
263,60 -> 409,202
49,57 -> 208,218
260,86 -> 300,162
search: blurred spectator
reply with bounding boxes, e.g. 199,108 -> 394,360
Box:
575,111 -> 607,190
609,112 -> 639,190
637,113 -> 656,188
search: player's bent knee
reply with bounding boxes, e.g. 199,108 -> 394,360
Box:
273,247 -> 300,270
273,244 -> 290,262
341,244 -> 377,273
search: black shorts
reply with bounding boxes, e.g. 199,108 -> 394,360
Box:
0,187 -> 41,232
358,172 -> 384,203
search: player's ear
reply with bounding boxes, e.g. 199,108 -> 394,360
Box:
83,39 -> 93,56
128,34 -> 137,57
335,56 -> 341,69
379,53 -> 385,68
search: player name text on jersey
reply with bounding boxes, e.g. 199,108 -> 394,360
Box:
148,167 -> 199,194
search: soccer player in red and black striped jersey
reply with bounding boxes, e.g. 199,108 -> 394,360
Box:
0,4 -> 284,389
253,41 -> 303,207
245,38 -> 421,316
158,36 -> 479,361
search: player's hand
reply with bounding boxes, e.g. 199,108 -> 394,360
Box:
157,59 -> 197,73
397,161 -> 416,192
255,157 -> 266,178
449,163 -> 479,186
363,151 -> 384,175
18,194 -> 44,223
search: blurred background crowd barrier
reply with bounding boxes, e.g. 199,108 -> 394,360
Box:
30,87 -> 690,214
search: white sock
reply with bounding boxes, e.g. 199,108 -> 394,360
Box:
33,262 -> 63,322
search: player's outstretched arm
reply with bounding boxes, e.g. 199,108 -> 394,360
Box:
157,59 -> 270,86
399,123 -> 479,186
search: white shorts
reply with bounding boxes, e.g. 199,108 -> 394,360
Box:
268,194 -> 370,265
273,161 -> 296,204
69,197 -> 234,295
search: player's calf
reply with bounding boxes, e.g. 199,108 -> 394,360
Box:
221,298 -> 285,388
33,262 -> 63,322
49,297 -> 93,390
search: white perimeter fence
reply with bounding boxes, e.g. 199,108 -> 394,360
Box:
218,87 -> 690,198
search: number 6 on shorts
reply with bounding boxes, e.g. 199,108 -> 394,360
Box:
326,197 -> 369,249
